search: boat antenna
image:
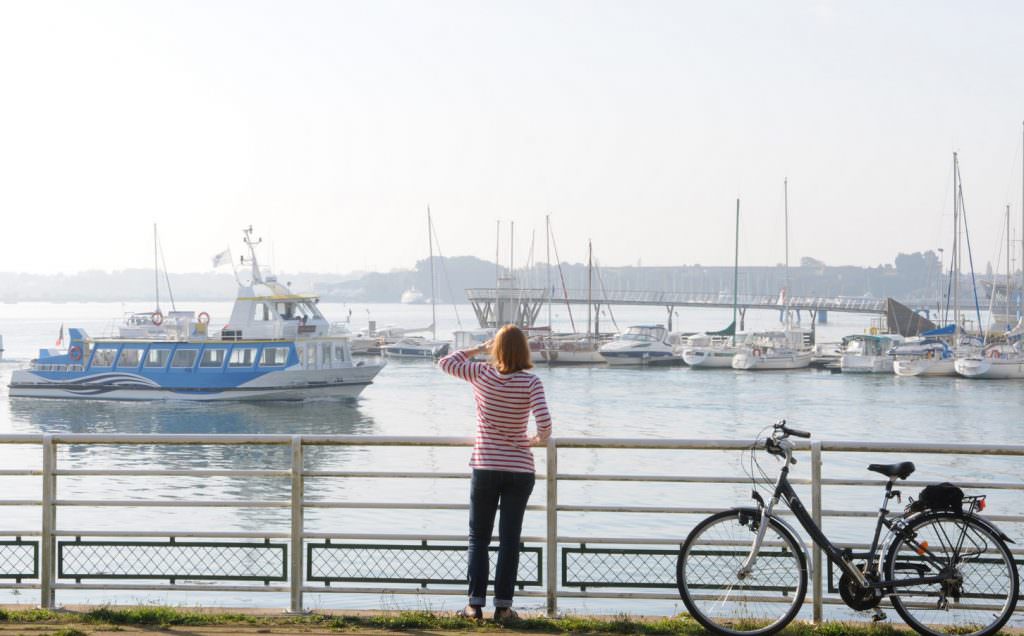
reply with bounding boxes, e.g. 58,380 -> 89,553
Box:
241,225 -> 263,285
153,223 -> 161,313
428,206 -> 437,341
733,198 -> 740,347
1008,204 -> 1012,331
587,239 -> 593,338
495,220 -> 501,283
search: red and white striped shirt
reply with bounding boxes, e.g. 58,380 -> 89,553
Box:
439,350 -> 552,473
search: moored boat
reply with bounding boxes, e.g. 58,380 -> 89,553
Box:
9,228 -> 383,401
599,325 -> 679,366
839,334 -> 903,374
731,329 -> 812,370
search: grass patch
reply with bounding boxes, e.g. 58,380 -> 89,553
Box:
0,606 -> 920,635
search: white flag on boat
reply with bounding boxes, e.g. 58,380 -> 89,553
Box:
211,249 -> 231,268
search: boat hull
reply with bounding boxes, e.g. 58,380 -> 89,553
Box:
954,357 -> 1024,379
840,355 -> 894,374
600,350 -> 678,366
732,352 -> 812,370
681,348 -> 736,368
9,365 -> 382,401
893,358 -> 956,377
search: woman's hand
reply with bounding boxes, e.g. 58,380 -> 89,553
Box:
472,339 -> 494,357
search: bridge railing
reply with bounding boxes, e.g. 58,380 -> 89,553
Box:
0,433 -> 1020,620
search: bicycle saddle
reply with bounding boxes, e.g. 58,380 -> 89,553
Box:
867,461 -> 915,479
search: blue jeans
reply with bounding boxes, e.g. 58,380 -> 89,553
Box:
467,469 -> 536,608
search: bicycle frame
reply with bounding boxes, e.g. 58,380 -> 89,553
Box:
740,440 -> 959,593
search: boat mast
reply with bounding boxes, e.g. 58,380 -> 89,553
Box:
428,207 -> 436,341
153,224 -> 161,313
546,214 -> 552,329
784,178 -> 790,326
1007,204 -> 1012,329
953,153 -> 960,343
495,220 -> 500,285
587,240 -> 593,339
1021,120 -> 1023,316
733,199 -> 740,346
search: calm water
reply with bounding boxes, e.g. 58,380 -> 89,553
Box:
0,302 -> 1022,620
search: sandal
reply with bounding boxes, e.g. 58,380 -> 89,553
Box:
457,605 -> 483,620
493,607 -> 520,623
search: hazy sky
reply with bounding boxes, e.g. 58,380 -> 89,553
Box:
1,1 -> 1022,276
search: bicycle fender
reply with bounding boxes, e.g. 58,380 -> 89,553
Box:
728,507 -> 813,579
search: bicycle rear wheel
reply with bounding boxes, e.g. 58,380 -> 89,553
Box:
676,509 -> 807,636
884,511 -> 1019,636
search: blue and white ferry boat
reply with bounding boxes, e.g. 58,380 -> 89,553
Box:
9,230 -> 384,401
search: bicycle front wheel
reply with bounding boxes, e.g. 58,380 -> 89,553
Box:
677,509 -> 807,636
884,511 -> 1019,636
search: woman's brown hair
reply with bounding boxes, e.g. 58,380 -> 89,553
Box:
491,324 -> 533,373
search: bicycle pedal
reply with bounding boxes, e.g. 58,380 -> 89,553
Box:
871,609 -> 887,622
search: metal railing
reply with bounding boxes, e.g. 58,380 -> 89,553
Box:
0,433 -> 1021,619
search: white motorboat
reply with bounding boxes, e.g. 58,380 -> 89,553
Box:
539,334 -> 606,364
839,334 -> 903,374
400,287 -> 425,304
599,325 -> 678,366
955,342 -> 1024,379
381,337 -> 450,359
680,333 -> 740,368
732,330 -> 813,370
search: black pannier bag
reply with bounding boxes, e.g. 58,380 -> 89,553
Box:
907,482 -> 964,514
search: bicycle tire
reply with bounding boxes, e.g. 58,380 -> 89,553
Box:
677,509 -> 807,636
884,510 -> 1019,636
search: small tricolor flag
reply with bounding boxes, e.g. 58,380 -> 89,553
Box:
56,323 -> 64,347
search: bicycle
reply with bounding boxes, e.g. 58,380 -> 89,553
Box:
675,420 -> 1019,636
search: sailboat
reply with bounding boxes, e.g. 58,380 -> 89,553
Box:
382,209 -> 451,359
955,131 -> 1024,379
732,180 -> 813,370
541,239 -> 606,364
682,199 -> 745,368
895,153 -> 982,377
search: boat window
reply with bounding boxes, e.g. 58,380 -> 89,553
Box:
276,302 -> 296,320
260,346 -> 290,367
228,347 -> 257,368
170,349 -> 199,368
321,343 -> 332,366
90,347 -> 118,368
144,348 -> 171,368
200,348 -> 227,368
252,303 -> 274,322
116,348 -> 142,368
334,344 -> 347,362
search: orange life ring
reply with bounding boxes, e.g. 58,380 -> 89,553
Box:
198,311 -> 210,325
68,345 -> 82,362
152,311 -> 164,326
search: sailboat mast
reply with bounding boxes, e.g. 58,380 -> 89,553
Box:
428,207 -> 436,341
733,199 -> 740,347
784,178 -> 790,301
587,240 -> 593,338
1007,204 -> 1012,327
1021,120 -> 1023,311
495,220 -> 500,284
953,153 -> 960,340
546,215 -> 552,329
153,224 -> 160,313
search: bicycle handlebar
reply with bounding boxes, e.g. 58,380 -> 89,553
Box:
773,419 -> 811,439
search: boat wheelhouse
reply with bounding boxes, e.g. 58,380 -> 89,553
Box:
10,228 -> 383,401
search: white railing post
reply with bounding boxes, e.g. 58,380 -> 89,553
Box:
545,437 -> 558,617
810,440 -> 823,623
288,436 -> 306,614
40,434 -> 56,609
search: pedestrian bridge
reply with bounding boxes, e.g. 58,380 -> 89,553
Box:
465,288 -> 888,330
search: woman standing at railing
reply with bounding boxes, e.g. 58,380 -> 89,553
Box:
439,324 -> 552,622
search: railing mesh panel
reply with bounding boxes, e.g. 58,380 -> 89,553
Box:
58,541 -> 287,581
563,547 -> 679,588
0,541 -> 37,579
308,543 -> 541,586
